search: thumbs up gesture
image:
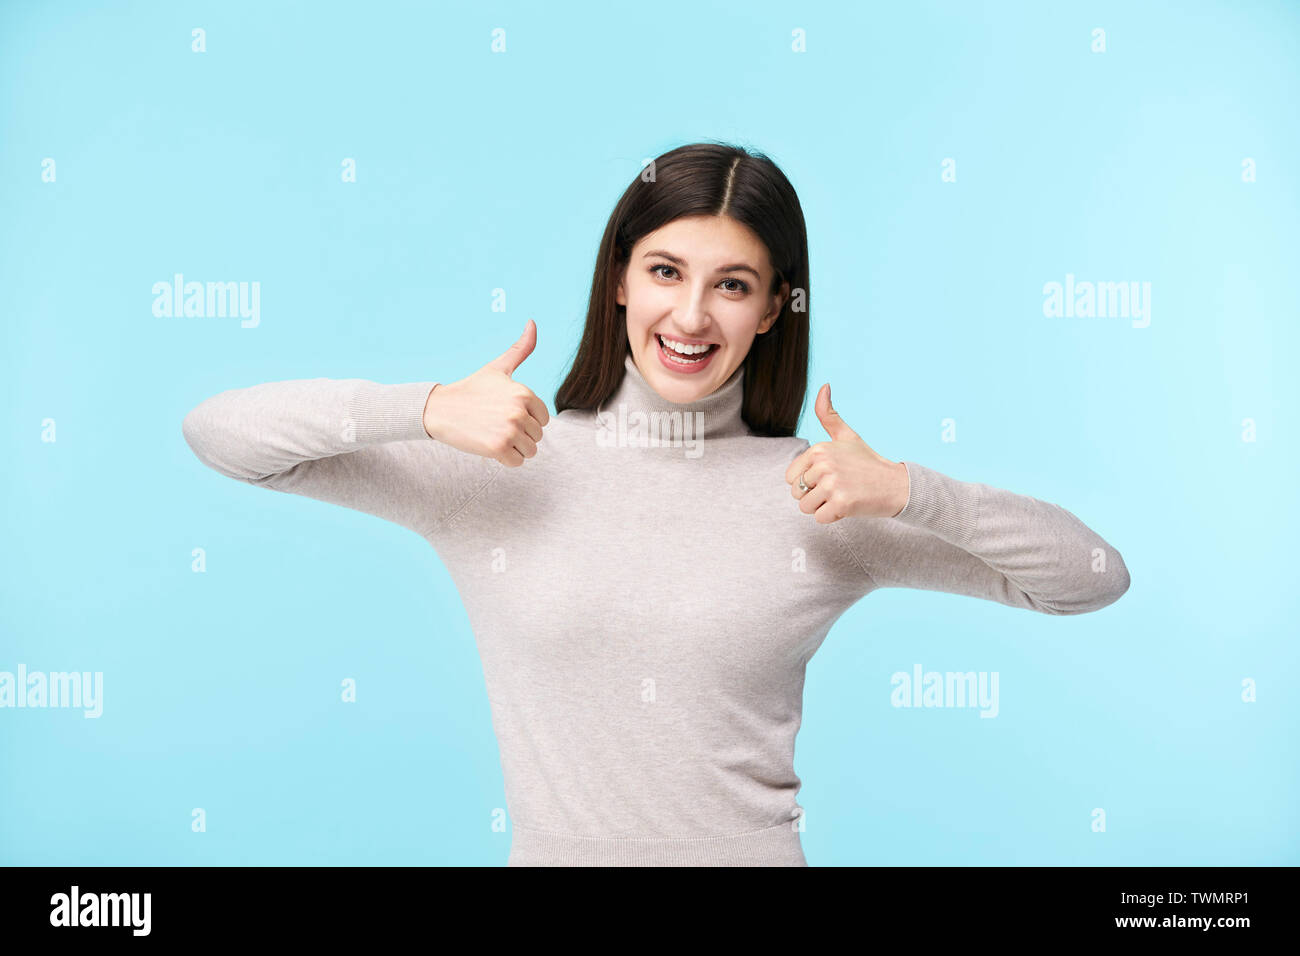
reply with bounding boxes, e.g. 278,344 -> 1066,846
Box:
422,319 -> 551,467
784,383 -> 910,523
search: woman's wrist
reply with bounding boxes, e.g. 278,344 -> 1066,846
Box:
889,460 -> 910,517
421,384 -> 442,441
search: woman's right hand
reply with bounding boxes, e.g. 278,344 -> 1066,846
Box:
421,319 -> 551,467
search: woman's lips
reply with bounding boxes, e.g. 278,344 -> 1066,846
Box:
655,335 -> 718,374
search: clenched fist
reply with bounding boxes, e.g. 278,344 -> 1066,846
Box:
422,319 -> 551,467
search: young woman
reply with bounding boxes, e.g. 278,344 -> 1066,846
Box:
182,142 -> 1131,867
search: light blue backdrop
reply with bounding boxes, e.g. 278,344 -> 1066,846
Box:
2,0 -> 1295,866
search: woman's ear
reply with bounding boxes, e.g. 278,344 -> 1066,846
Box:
615,262 -> 627,306
758,280 -> 790,333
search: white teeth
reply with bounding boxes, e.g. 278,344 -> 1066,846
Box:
659,335 -> 713,355
664,349 -> 706,364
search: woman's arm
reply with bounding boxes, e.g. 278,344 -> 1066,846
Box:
833,460 -> 1130,614
183,324 -> 549,537
181,377 -> 500,538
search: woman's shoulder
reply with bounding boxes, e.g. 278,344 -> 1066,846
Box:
754,432 -> 811,461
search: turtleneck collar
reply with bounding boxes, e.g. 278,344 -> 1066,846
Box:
594,351 -> 751,452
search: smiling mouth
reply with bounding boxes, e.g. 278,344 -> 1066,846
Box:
656,334 -> 719,365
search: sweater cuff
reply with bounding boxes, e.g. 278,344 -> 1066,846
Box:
343,381 -> 438,444
892,461 -> 980,544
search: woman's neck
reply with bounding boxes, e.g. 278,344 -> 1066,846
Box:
594,351 -> 751,448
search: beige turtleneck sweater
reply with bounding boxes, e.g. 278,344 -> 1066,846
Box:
181,351 -> 1130,865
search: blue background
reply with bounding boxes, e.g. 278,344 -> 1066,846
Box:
1,0 -> 1296,865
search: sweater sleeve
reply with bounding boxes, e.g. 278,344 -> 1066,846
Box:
833,460 -> 1130,614
181,377 -> 500,537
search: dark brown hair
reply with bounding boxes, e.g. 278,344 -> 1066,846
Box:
554,141 -> 810,437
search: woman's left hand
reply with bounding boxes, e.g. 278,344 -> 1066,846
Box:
784,383 -> 911,524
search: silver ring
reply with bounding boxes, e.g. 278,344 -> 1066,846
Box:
797,471 -> 809,493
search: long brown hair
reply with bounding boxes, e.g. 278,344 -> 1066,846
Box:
554,142 -> 810,437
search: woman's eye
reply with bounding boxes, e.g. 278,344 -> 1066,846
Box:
650,265 -> 748,294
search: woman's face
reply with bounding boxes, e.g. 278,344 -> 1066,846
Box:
617,214 -> 789,404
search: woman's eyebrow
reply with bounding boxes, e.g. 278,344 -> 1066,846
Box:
641,249 -> 761,279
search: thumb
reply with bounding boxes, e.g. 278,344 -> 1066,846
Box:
487,319 -> 537,377
815,383 -> 860,442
